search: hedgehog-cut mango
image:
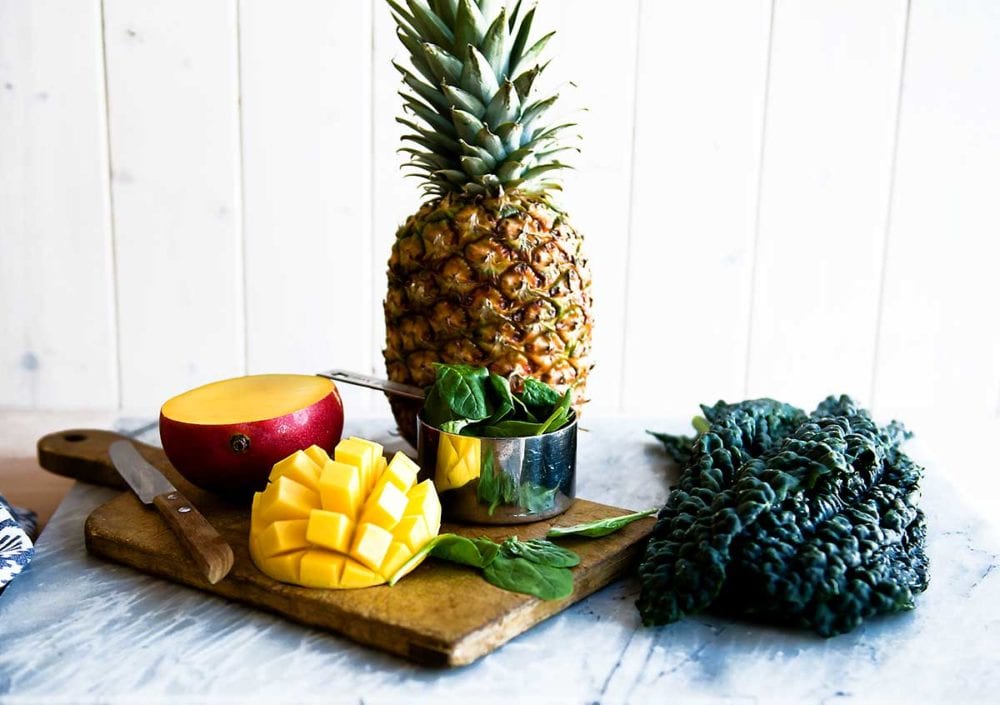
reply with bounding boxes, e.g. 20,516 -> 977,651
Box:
249,439 -> 441,588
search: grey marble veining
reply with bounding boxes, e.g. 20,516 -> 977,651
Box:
1,418 -> 998,705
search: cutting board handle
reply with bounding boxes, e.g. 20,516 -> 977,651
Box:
37,429 -> 139,490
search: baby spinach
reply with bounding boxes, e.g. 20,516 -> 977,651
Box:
501,537 -> 580,568
389,532 -> 579,601
422,364 -> 573,437
422,364 -> 489,427
546,508 -> 658,539
430,534 -> 489,568
519,377 -> 562,411
483,555 -> 574,600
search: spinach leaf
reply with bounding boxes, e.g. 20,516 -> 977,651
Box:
440,418 -> 472,434
519,377 -> 562,410
501,537 -> 580,568
545,508 -> 658,539
423,364 -> 490,427
471,537 -> 501,567
483,373 -> 515,426
430,534 -> 488,568
482,419 -> 548,437
483,555 -> 574,600
537,389 -> 573,434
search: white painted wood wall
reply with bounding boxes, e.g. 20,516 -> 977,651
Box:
2,1 -> 999,450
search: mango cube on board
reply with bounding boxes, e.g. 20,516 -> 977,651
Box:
306,509 -> 354,554
257,519 -> 309,559
360,481 -> 408,529
351,522 -> 394,571
319,460 -> 363,518
340,559 -> 383,588
335,438 -> 376,494
405,480 -> 441,534
299,550 -> 345,588
269,450 -> 321,493
303,444 -> 331,469
258,476 -> 319,523
380,541 -> 414,581
260,549 -> 306,584
393,515 -> 431,553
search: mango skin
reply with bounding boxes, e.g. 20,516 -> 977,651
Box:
160,389 -> 344,496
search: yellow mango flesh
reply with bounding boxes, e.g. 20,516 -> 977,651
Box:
250,438 -> 441,588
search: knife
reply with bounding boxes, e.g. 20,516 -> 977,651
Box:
109,440 -> 234,584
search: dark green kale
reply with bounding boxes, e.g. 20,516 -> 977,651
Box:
638,396 -> 928,637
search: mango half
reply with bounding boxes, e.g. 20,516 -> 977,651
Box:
250,437 -> 441,589
160,374 -> 344,495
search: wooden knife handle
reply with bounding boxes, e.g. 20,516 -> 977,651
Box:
152,491 -> 234,584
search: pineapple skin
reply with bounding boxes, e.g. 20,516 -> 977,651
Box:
384,191 -> 593,445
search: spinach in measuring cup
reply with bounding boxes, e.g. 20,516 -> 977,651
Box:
422,363 -> 574,437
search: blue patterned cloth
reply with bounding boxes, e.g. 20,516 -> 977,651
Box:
0,493 -> 36,589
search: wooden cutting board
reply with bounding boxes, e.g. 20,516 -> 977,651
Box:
38,429 -> 655,667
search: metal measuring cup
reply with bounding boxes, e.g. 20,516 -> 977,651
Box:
320,370 -> 577,524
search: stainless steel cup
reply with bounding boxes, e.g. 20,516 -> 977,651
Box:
416,411 -> 577,524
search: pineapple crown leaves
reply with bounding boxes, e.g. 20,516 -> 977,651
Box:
389,0 -> 580,199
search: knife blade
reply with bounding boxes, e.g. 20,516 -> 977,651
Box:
109,440 -> 234,584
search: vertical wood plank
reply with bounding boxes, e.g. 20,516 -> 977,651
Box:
874,0 -> 1000,433
745,0 -> 909,409
103,0 -> 244,411
239,0 -> 375,414
623,0 -> 773,415
532,0 -> 641,413
0,0 -> 118,409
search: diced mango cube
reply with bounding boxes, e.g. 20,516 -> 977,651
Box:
303,444 -> 331,468
261,549 -> 306,583
374,455 -> 388,491
393,514 -> 431,553
335,438 -> 376,494
349,436 -> 384,461
269,450 -> 322,493
306,509 -> 354,553
405,480 -> 442,534
340,558 -> 383,588
299,549 -> 345,588
381,452 -> 419,492
251,492 -> 267,534
257,519 -> 309,558
319,460 -> 362,518
380,541 -> 414,581
359,481 -> 408,529
258,475 -> 319,523
350,522 -> 393,571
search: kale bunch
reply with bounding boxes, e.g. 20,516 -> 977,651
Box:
638,396 -> 928,637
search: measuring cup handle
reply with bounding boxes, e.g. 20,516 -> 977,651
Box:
317,370 -> 427,401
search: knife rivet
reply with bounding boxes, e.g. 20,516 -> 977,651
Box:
230,433 -> 251,454
167,493 -> 178,500
178,506 -> 191,513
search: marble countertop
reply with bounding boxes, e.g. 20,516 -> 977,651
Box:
1,417 -> 998,705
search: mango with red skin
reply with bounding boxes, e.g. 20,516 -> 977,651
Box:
159,377 -> 344,495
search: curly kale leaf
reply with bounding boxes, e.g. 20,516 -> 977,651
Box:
639,395 -> 928,637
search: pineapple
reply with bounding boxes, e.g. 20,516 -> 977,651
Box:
384,0 -> 593,444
